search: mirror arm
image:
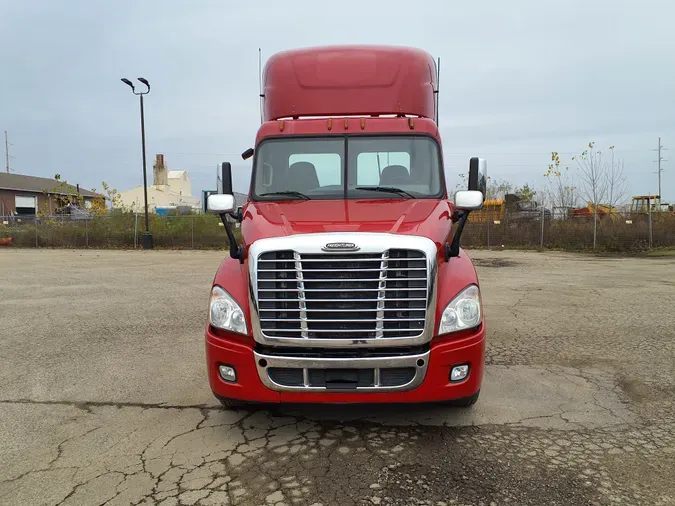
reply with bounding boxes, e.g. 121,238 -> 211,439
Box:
228,207 -> 243,223
445,210 -> 471,261
450,210 -> 463,223
218,214 -> 245,263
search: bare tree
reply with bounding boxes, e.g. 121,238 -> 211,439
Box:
573,142 -> 609,248
485,177 -> 514,201
544,151 -> 578,218
606,145 -> 628,214
453,173 -> 513,201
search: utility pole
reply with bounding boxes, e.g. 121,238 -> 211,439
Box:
4,130 -> 11,173
655,137 -> 667,202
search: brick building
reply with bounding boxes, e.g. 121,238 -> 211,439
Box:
0,173 -> 101,217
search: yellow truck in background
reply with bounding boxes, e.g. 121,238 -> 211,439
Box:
468,194 -> 550,224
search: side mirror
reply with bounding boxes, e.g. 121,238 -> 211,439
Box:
207,194 -> 235,214
220,162 -> 233,194
212,160 -> 244,262
468,157 -> 487,195
454,190 -> 484,211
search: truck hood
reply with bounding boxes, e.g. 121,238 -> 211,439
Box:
241,199 -> 453,249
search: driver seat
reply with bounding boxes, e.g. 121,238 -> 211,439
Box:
288,162 -> 320,192
380,164 -> 411,186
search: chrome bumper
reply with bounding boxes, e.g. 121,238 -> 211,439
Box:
253,350 -> 430,393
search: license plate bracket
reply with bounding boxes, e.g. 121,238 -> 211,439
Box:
325,369 -> 359,389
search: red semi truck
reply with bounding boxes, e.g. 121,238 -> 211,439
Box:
205,45 -> 487,408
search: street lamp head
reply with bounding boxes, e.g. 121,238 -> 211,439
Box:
121,78 -> 135,91
138,77 -> 150,92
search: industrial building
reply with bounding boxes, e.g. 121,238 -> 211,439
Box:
116,154 -> 201,213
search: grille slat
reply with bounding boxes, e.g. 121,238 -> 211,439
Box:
257,248 -> 428,340
258,287 -> 427,292
259,257 -> 383,263
261,308 -> 426,313
260,318 -> 423,323
262,328 -> 425,333
265,268 -> 426,273
258,298 -> 427,303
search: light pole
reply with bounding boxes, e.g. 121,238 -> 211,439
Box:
121,77 -> 153,249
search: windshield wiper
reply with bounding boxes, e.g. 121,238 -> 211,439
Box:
355,186 -> 415,199
258,191 -> 311,200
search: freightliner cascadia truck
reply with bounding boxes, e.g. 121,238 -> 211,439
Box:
205,45 -> 487,408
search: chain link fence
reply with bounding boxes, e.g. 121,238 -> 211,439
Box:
0,213 -> 235,249
1,212 -> 673,252
462,211 -> 675,251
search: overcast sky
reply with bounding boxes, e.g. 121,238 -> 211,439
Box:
1,0 -> 673,204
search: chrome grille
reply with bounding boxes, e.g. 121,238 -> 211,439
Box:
257,249 -> 428,340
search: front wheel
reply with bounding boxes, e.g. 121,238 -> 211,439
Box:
446,390 -> 480,408
214,393 -> 250,410
218,398 -> 248,409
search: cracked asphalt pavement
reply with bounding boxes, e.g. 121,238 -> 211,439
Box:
1,249 -> 674,505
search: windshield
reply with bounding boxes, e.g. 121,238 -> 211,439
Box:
251,135 -> 443,200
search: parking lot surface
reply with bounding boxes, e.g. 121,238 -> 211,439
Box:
1,249 -> 674,506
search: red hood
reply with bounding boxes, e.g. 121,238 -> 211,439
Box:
240,199 -> 453,250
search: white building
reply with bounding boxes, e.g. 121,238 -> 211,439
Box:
117,154 -> 201,212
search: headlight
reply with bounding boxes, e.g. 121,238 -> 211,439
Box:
438,285 -> 482,335
209,286 -> 247,334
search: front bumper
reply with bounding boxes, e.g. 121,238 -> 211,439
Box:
206,326 -> 485,404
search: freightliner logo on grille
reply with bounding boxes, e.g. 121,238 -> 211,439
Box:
322,242 -> 360,252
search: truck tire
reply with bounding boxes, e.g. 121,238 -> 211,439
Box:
214,394 -> 249,410
218,398 -> 248,409
447,390 -> 480,408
